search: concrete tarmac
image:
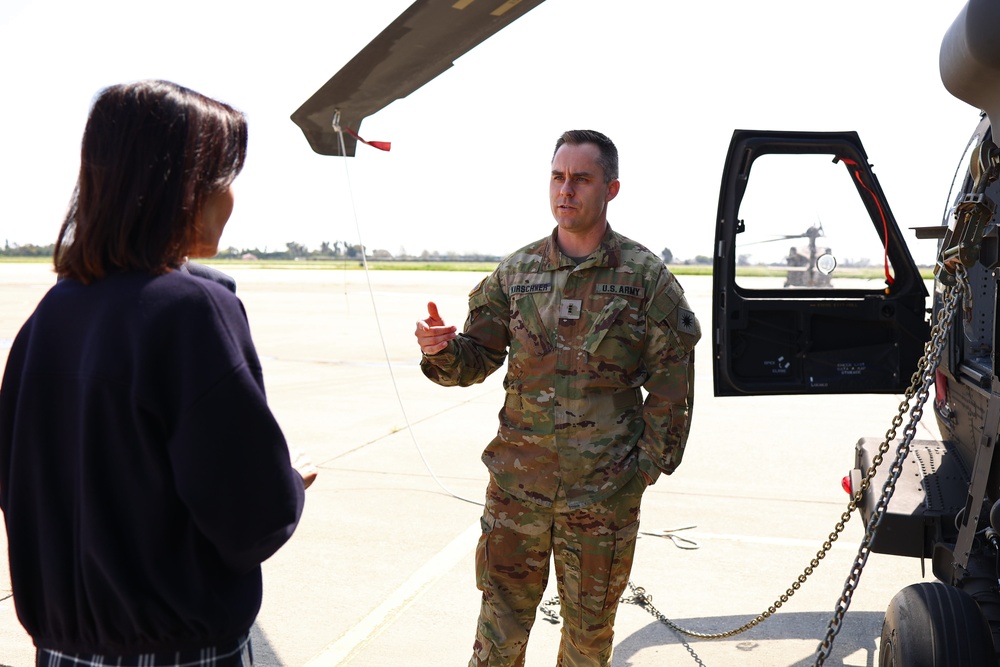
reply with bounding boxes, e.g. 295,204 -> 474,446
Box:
0,262 -> 941,666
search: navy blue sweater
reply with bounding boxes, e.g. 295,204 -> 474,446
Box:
0,270 -> 305,654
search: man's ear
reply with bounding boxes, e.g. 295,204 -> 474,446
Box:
606,179 -> 621,202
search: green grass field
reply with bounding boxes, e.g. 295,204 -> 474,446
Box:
0,256 -> 935,280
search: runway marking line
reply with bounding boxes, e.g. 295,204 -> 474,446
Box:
305,520 -> 480,666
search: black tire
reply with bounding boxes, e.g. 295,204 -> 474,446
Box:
879,582 -> 995,666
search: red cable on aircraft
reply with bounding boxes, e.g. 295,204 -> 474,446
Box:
345,127 -> 391,152
840,158 -> 894,286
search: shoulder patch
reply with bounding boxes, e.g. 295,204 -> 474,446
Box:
647,277 -> 701,348
676,307 -> 698,336
469,277 -> 487,297
647,279 -> 681,324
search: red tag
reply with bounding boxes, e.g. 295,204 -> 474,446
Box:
346,127 -> 391,152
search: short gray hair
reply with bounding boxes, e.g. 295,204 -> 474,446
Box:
552,130 -> 619,183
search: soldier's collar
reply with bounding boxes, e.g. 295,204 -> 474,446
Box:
541,225 -> 621,271
542,224 -> 622,271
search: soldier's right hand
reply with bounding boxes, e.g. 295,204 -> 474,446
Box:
415,301 -> 457,355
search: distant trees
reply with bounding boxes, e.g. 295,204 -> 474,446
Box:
1,238 -> 702,264
215,241 -> 367,261
0,239 -> 531,263
211,241 -> 500,262
660,248 -> 711,266
1,241 -> 55,257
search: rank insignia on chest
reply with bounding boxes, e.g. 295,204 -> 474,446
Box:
559,299 -> 583,319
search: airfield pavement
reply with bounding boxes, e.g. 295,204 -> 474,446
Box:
0,261 -> 944,667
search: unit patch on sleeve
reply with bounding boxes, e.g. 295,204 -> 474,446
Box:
595,284 -> 645,299
677,307 -> 698,335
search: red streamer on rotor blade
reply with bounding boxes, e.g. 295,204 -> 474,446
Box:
345,127 -> 391,152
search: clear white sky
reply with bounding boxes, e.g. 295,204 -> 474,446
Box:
0,0 -> 980,264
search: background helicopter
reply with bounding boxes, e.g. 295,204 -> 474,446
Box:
738,222 -> 835,287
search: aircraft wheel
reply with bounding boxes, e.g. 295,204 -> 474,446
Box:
879,582 -> 995,666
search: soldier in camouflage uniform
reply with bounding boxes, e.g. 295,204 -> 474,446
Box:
415,130 -> 700,667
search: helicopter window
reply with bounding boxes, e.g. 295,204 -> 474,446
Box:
734,152 -> 895,291
941,130 -> 979,227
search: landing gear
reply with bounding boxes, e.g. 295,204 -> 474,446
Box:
879,582 -> 994,666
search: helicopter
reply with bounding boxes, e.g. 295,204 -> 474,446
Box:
737,223 -> 835,288
779,224 -> 827,287
713,0 -> 1000,662
291,0 -> 1000,663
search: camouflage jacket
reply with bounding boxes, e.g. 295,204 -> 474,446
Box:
421,225 -> 700,508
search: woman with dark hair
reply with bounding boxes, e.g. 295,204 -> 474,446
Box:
0,80 -> 310,666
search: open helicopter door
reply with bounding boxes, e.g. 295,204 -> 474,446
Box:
713,130 -> 930,396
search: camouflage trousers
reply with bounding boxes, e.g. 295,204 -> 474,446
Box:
470,473 -> 645,667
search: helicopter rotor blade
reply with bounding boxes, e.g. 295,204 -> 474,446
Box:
739,234 -> 811,246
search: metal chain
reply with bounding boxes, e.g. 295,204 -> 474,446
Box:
539,596 -> 561,624
572,269 -> 971,650
813,266 -> 969,665
621,584 -> 707,666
